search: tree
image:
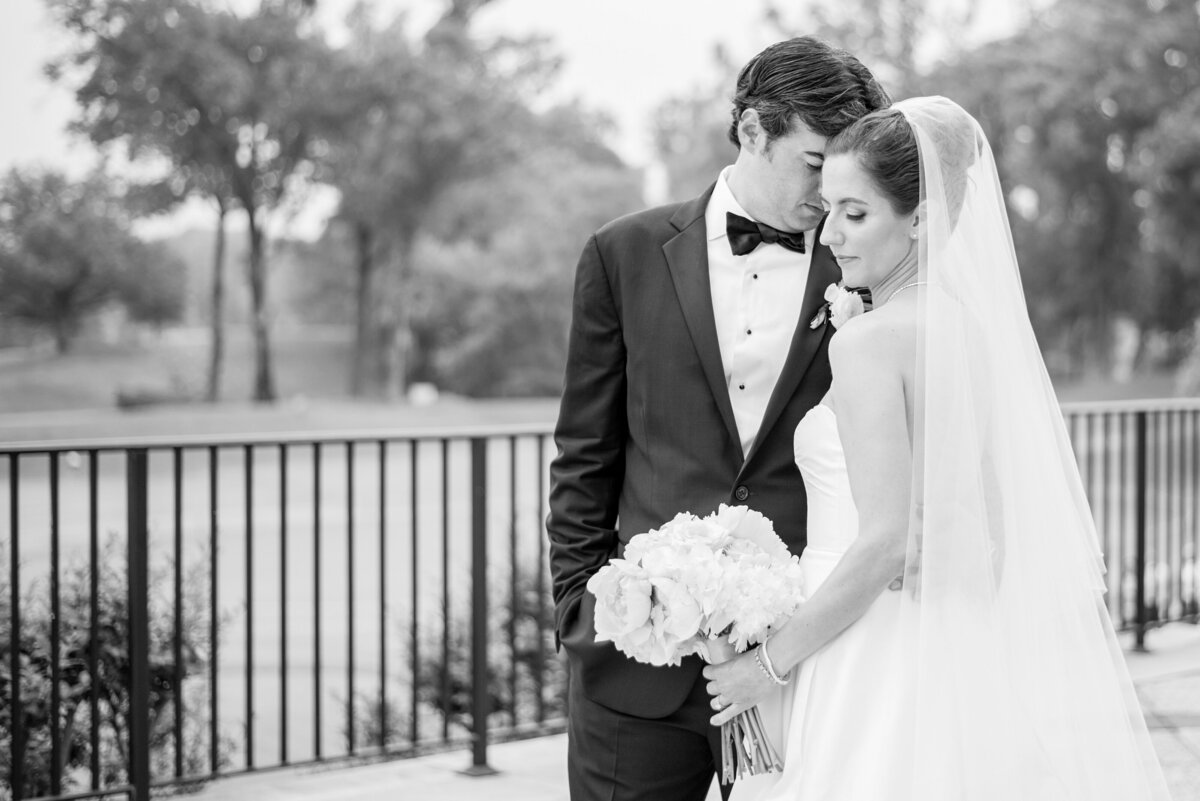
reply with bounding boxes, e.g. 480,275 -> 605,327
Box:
47,0 -> 343,401
322,0 -> 563,398
423,110 -> 642,396
0,169 -> 179,353
766,0 -> 987,96
1132,54 -> 1200,357
928,0 -> 1200,375
650,1 -> 984,202
118,239 -> 187,328
649,45 -> 739,201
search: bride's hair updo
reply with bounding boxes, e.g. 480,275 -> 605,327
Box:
826,99 -> 980,227
824,107 -> 919,216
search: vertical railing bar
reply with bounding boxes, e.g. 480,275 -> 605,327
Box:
1081,413 -> 1092,504
1171,410 -> 1184,618
128,449 -> 152,801
209,445 -> 220,774
1148,412 -> 1159,624
1179,409 -> 1188,620
173,447 -> 185,778
1156,411 -> 1168,622
1159,411 -> 1168,622
313,442 -> 323,761
1102,413 -> 1116,613
441,439 -> 450,743
508,437 -> 518,728
1193,409 -> 1200,620
378,440 -> 388,749
465,437 -> 496,775
50,452 -> 62,796
244,444 -> 255,769
1123,412 -> 1132,633
89,450 -> 100,790
1135,411 -> 1148,651
1108,412 -> 1118,623
279,443 -> 289,765
1191,410 -> 1200,620
8,454 -> 21,801
347,440 -> 356,755
534,435 -> 547,725
410,441 -> 420,746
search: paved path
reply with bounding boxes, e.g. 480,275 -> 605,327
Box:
197,622 -> 1200,801
1126,624 -> 1200,799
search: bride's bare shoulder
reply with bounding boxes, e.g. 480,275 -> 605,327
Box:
828,303 -> 919,370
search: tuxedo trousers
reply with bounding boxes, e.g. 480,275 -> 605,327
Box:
566,658 -> 732,801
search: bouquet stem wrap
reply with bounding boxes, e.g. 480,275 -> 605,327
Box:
705,637 -> 784,784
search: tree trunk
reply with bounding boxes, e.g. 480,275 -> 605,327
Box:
351,222 -> 375,397
245,209 -> 277,402
206,202 -> 228,403
53,323 -> 72,354
378,234 -> 415,401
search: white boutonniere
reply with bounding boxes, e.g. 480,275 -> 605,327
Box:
810,283 -> 866,330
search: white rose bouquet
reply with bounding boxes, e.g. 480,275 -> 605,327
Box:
586,504 -> 806,782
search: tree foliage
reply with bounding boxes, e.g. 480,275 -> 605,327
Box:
47,0 -> 344,401
929,0 -> 1200,374
322,0 -> 566,398
421,119 -> 642,397
0,168 -> 184,353
650,0 -> 1200,381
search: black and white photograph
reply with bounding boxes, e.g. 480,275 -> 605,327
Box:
1,1 -> 1198,799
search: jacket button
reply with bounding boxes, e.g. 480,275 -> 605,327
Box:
734,485 -> 750,502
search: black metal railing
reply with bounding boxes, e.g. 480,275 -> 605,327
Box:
1,424 -> 564,801
1063,400 -> 1200,648
1,400 -> 1198,800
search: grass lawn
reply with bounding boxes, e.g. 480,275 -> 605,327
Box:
0,327 -> 361,412
0,326 -> 1191,443
0,328 -> 559,442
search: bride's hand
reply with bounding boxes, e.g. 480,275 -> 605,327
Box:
702,650 -> 780,727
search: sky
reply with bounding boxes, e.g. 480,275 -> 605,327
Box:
0,0 -> 1023,237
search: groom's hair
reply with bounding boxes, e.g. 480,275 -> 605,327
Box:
727,36 -> 890,147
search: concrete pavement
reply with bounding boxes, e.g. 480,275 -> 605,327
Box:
195,622 -> 1200,801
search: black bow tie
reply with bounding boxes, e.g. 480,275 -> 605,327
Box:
726,212 -> 806,255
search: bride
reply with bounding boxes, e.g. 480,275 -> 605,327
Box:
703,96 -> 1172,800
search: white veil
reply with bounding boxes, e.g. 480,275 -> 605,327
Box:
899,96 -> 1171,800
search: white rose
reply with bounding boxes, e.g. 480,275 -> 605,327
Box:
649,575 -> 705,641
588,561 -> 653,642
823,283 -> 866,329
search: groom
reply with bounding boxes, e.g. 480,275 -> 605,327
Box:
547,37 -> 888,801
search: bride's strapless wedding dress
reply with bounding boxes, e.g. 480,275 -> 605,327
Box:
732,403 -> 914,801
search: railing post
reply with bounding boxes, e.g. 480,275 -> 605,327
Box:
464,437 -> 498,776
9,455 -> 24,800
127,449 -> 152,798
1134,412 -> 1149,652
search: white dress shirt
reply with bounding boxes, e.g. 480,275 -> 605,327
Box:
705,166 -> 813,458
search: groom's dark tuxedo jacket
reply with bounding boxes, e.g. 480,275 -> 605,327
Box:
548,183 -> 840,719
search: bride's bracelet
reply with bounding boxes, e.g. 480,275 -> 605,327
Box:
755,638 -> 790,686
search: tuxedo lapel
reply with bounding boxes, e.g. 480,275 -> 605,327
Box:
662,185 -> 742,452
741,224 -> 841,469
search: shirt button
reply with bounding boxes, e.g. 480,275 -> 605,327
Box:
734,486 -> 750,502
746,329 -> 752,335
753,274 -> 759,279
738,384 -> 745,390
